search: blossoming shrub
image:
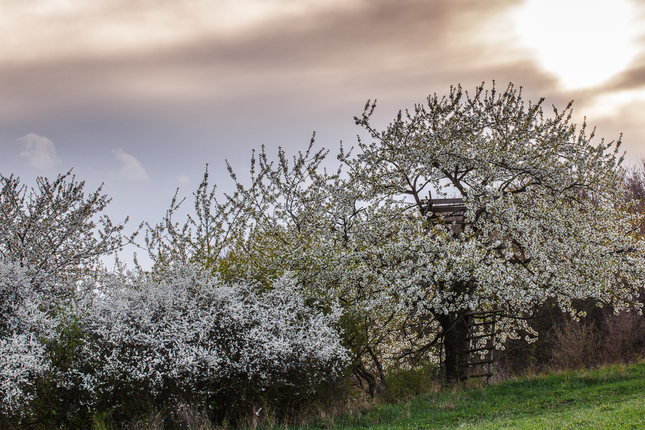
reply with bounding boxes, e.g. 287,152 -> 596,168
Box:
84,266 -> 347,422
0,263 -> 50,421
0,262 -> 348,427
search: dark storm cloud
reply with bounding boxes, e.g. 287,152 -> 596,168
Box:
0,0 -> 641,165
1,0 -> 544,125
605,57 -> 645,92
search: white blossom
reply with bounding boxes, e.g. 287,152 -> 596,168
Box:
75,265 -> 348,407
0,262 -> 51,416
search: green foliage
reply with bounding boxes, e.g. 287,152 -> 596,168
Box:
380,362 -> 441,403
29,308 -> 95,429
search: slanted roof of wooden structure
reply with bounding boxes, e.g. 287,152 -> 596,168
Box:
428,198 -> 465,213
423,197 -> 467,226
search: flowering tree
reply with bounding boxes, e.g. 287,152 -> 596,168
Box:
146,82 -> 645,387
0,171 -> 132,287
0,170 -> 137,425
345,82 -> 645,381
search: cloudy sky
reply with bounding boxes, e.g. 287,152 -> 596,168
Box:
2,0 -> 645,264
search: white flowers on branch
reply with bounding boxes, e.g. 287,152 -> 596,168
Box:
0,171 -> 132,285
148,82 -> 644,385
0,261 -> 348,419
0,263 -> 51,417
81,266 -> 348,405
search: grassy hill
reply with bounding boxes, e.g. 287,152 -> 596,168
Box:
300,363 -> 645,430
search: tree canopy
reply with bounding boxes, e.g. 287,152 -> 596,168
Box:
147,82 -> 645,385
0,171 -> 132,286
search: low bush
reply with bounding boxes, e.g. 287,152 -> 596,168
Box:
0,262 -> 349,428
550,318 -> 601,370
602,309 -> 645,363
497,297 -> 645,378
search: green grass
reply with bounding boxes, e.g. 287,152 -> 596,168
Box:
302,363 -> 645,429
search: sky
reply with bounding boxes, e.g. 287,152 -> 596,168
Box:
2,0 -> 645,266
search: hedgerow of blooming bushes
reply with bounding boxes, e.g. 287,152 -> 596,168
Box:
0,263 -> 51,418
0,261 -> 349,425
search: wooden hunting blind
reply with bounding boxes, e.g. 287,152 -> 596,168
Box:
426,197 -> 501,381
426,197 -> 466,219
425,197 -> 467,234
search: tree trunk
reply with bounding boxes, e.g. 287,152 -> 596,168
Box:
437,309 -> 470,382
434,279 -> 475,382
353,362 -> 383,397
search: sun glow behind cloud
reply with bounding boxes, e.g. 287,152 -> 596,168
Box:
585,88 -> 645,117
512,0 -> 641,90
